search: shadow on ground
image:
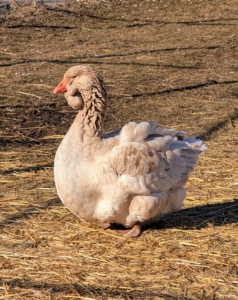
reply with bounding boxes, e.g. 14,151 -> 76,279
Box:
153,199 -> 238,231
3,279 -> 193,300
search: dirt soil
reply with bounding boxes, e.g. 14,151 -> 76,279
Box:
0,0 -> 238,299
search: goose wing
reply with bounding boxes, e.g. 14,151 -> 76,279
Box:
104,121 -> 197,195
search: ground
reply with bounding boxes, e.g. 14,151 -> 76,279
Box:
0,0 -> 238,299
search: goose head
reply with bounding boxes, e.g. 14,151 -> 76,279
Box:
53,65 -> 107,110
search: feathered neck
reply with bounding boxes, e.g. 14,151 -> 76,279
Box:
80,81 -> 107,139
65,67 -> 108,147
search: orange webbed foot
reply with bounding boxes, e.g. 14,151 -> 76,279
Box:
116,223 -> 142,238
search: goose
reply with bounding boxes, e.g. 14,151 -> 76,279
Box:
53,65 -> 206,237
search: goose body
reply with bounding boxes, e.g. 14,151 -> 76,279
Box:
53,65 -> 206,237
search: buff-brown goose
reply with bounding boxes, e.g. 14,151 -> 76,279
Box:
53,65 -> 206,237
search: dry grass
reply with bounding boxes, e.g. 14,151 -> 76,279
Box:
0,0 -> 238,299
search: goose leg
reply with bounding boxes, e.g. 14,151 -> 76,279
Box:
116,223 -> 142,238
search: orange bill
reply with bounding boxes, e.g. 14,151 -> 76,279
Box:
53,77 -> 69,94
